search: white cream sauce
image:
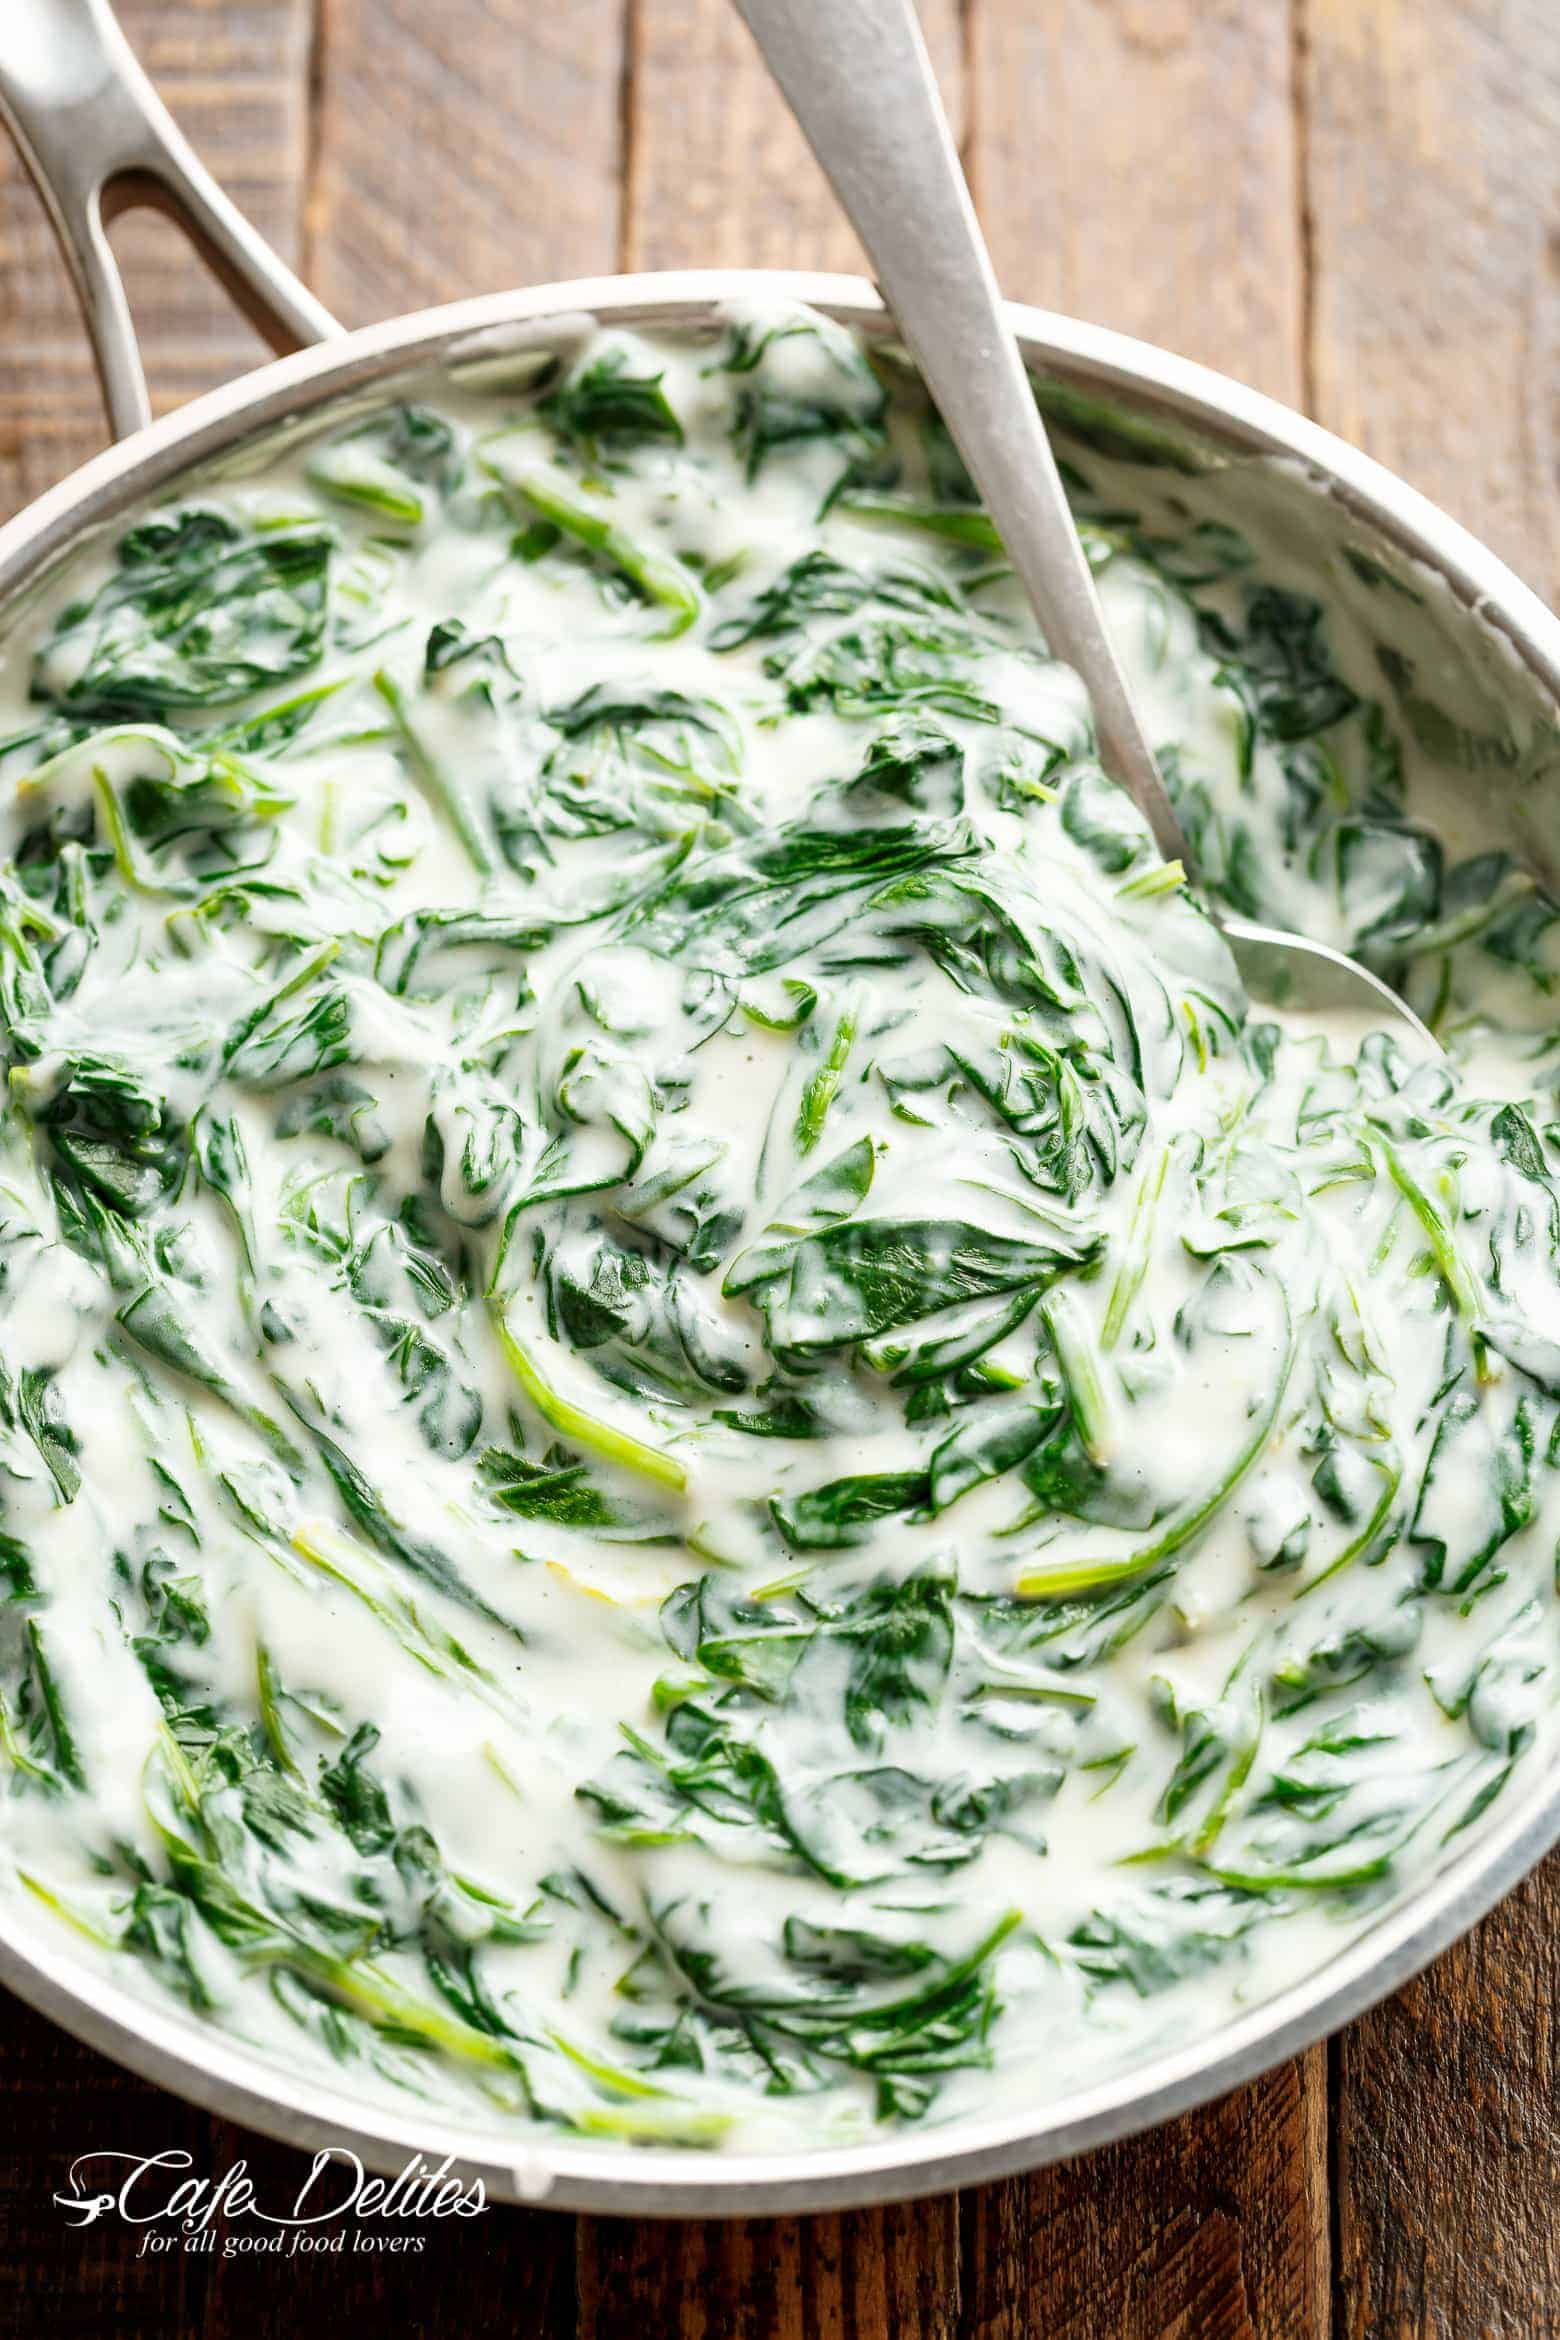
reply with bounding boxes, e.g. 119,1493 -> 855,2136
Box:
0,303 -> 1555,2154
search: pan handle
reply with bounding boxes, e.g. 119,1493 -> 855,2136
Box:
0,0 -> 342,441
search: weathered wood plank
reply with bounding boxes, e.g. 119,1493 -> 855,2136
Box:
970,0 -> 1304,403
1333,1858 -> 1560,2336
0,1992 -> 214,2340
6,8 -> 1559,2340
960,2051 -> 1331,2340
1304,0 -> 1560,604
198,2117 -> 577,2340
307,0 -> 627,327
0,1989 -> 582,2340
625,0 -> 965,273
0,0 -> 313,517
576,2201 -> 961,2340
1306,9 -> 1560,2328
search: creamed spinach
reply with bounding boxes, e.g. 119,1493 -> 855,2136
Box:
0,304 -> 1557,2152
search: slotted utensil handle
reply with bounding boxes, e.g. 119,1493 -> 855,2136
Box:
0,0 -> 340,440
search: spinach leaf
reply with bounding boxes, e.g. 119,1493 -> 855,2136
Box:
1198,586 -> 1359,742
36,512 -> 331,719
541,347 -> 684,458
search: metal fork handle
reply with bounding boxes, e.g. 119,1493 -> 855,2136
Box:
0,0 -> 340,441
732,0 -> 1189,866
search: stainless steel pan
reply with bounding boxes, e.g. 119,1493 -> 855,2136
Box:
3,0 -> 1560,2218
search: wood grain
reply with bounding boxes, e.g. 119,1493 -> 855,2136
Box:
0,1993 -> 214,2340
198,2117 -> 577,2340
577,2201 -> 961,2340
307,0 -> 628,326
1333,1858 -> 1560,2338
624,0 -> 965,273
969,0 -> 1305,402
0,1997 -> 580,2340
1304,9 -> 1560,2332
0,0 -> 313,517
4,1 -> 1560,2334
1303,0 -> 1560,605
960,2052 -> 1331,2340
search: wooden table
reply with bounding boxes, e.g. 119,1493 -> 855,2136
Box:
2,3 -> 1558,2332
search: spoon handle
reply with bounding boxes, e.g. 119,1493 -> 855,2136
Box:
733,0 -> 1186,862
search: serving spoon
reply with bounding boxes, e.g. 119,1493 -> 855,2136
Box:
733,0 -> 1437,1051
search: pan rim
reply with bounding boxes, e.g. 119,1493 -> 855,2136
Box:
2,266 -> 1558,2216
